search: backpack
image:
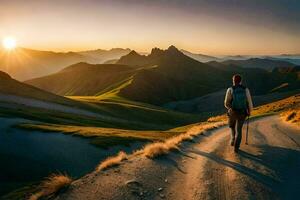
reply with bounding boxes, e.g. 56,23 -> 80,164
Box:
231,85 -> 248,113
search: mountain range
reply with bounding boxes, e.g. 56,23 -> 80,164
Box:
264,56 -> 300,65
220,58 -> 295,71
0,48 -> 131,80
1,45 -> 300,81
179,50 -> 300,66
26,46 -> 300,106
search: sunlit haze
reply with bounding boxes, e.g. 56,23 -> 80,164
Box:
2,36 -> 17,50
0,0 -> 300,55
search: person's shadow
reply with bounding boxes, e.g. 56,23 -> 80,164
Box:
189,145 -> 300,200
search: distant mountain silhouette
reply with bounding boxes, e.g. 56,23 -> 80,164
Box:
221,58 -> 295,71
278,54 -> 300,57
27,46 -> 300,105
0,47 -> 131,80
264,56 -> 300,65
180,49 -> 218,62
77,48 -> 131,63
220,55 -> 250,61
103,59 -> 119,64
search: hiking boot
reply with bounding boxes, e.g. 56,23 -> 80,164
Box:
230,140 -> 235,146
234,147 -> 239,153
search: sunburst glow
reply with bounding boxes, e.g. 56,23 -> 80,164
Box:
2,37 -> 17,50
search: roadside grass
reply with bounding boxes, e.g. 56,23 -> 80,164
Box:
100,120 -> 226,164
252,94 -> 300,117
94,95 -> 300,168
93,119 -> 226,172
29,174 -> 72,200
140,121 -> 225,158
141,142 -> 175,158
252,93 -> 300,126
134,94 -> 300,159
281,108 -> 300,126
96,151 -> 128,171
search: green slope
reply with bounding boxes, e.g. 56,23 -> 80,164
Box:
26,46 -> 300,107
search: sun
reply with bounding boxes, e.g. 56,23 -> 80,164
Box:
2,37 -> 17,50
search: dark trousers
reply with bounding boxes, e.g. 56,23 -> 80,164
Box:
228,111 -> 246,149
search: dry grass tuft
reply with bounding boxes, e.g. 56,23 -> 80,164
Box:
281,108 -> 300,126
96,151 -> 128,171
29,173 -> 72,200
253,95 -> 300,116
178,134 -> 194,141
142,142 -> 171,158
142,133 -> 194,158
137,117 -> 234,160
207,115 -> 227,123
143,121 -> 226,158
286,111 -> 297,121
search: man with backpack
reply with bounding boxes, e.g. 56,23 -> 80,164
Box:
224,74 -> 253,153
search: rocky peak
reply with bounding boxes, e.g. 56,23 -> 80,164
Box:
167,45 -> 181,53
127,50 -> 141,57
150,47 -> 164,57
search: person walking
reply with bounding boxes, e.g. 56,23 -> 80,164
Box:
224,74 -> 253,153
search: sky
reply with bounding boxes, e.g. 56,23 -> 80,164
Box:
0,0 -> 300,55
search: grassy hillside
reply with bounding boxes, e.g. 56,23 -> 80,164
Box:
253,94 -> 300,115
0,71 -> 76,106
68,95 -> 204,128
25,63 -> 137,96
17,94 -> 300,150
0,95 -> 202,131
165,89 -> 300,114
2,70 -> 205,130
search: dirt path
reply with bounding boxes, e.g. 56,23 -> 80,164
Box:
54,116 -> 300,200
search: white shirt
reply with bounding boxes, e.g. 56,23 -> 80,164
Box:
224,86 -> 253,113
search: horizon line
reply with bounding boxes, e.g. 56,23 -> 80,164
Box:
1,46 -> 300,57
